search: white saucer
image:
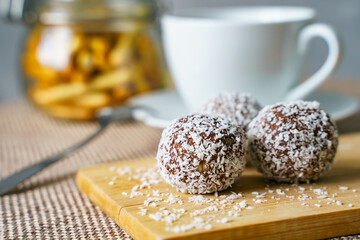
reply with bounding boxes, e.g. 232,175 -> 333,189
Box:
129,90 -> 359,128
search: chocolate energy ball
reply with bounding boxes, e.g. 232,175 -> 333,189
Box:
157,114 -> 247,194
197,92 -> 261,129
247,101 -> 338,183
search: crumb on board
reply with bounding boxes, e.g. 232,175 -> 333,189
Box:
336,201 -> 343,206
216,218 -> 233,223
253,199 -> 267,204
107,163 -> 358,233
228,211 -> 240,217
276,189 -> 285,195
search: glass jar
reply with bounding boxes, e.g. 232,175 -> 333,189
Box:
21,0 -> 170,120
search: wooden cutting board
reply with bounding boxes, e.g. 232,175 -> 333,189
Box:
76,133 -> 360,240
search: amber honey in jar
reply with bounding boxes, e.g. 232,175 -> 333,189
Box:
22,0 -> 170,120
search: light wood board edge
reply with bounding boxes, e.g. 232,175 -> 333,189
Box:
76,166 -> 160,240
158,210 -> 360,240
76,132 -> 360,240
76,159 -> 360,240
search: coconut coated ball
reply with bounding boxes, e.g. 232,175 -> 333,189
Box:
157,114 -> 247,194
247,101 -> 338,183
197,92 -> 261,129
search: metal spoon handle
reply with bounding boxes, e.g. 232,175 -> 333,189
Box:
0,105 -> 137,196
0,124 -> 108,196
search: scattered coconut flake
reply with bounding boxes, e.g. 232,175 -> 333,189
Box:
298,186 -> 306,191
152,190 -> 160,196
193,217 -> 204,224
338,186 -> 349,190
256,193 -> 267,198
173,208 -> 186,214
217,218 -> 233,223
336,201 -> 342,206
165,222 -> 212,233
165,224 -> 194,233
228,211 -> 240,217
188,195 -> 213,205
253,199 -> 267,204
129,185 -> 144,198
165,194 -> 183,205
313,189 -> 328,196
149,210 -> 182,225
238,200 -> 247,208
137,208 -> 147,216
314,204 -> 321,207
298,194 -> 312,201
149,212 -> 162,221
203,224 -> 213,230
317,195 -> 327,199
144,197 -> 162,206
348,203 -> 354,207
190,205 -> 222,217
276,189 -> 285,195
108,181 -> 115,186
227,192 -> 243,200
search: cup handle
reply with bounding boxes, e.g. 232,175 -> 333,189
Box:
284,23 -> 341,102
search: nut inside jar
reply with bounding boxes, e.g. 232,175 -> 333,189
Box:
23,26 -> 169,120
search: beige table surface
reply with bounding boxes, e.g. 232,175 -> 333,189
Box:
1,80 -> 360,239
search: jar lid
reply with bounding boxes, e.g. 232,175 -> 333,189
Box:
38,0 -> 158,25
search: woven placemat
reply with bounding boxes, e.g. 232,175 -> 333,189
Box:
0,100 -> 359,239
0,100 -> 162,239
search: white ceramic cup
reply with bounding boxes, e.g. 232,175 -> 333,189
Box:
161,6 -> 341,110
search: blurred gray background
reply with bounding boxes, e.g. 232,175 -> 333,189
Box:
0,0 -> 359,102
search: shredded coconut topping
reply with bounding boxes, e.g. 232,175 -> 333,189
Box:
247,101 -> 338,183
217,218 -> 233,223
106,157 -> 357,234
196,92 -> 261,129
157,114 -> 247,194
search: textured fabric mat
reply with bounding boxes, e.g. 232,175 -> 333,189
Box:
0,100 -> 161,239
0,100 -> 359,239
